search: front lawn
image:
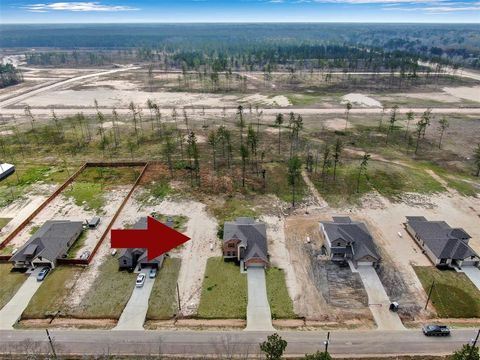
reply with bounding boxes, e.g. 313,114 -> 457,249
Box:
197,257 -> 247,319
414,266 -> 480,318
69,255 -> 136,319
147,258 -> 181,320
0,217 -> 12,231
0,264 -> 26,310
266,267 -> 296,319
22,266 -> 82,319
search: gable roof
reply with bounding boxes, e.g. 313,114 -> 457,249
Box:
406,217 -> 477,260
223,217 -> 268,262
10,220 -> 83,263
118,217 -> 166,263
321,216 -> 380,262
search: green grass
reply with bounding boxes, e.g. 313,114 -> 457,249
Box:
29,225 -> 41,235
146,258 -> 181,320
197,257 -> 247,319
0,218 -> 11,231
22,266 -> 82,319
69,255 -> 136,319
0,264 -> 26,309
266,267 -> 296,319
75,167 -> 141,186
414,266 -> 480,318
66,231 -> 87,259
313,161 -> 445,206
211,197 -> 258,224
64,182 -> 104,211
0,245 -> 15,255
150,213 -> 188,232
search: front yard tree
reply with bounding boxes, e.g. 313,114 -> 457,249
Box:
260,333 -> 288,360
321,144 -> 332,186
237,105 -> 245,146
163,136 -> 176,177
288,155 -> 302,207
275,113 -> 284,154
437,117 -> 449,149
405,110 -> 414,140
208,130 -> 218,172
474,143 -> 480,177
332,138 -> 343,182
451,344 -> 479,360
187,131 -> 200,186
356,153 -> 370,193
304,351 -> 332,360
415,116 -> 429,155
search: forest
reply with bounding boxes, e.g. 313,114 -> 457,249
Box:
0,64 -> 22,89
1,23 -> 479,69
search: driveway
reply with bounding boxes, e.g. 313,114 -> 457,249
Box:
113,269 -> 155,331
356,265 -> 405,331
461,266 -> 480,291
0,268 -> 43,330
245,267 -> 274,331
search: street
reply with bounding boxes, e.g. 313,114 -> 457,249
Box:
0,329 -> 478,357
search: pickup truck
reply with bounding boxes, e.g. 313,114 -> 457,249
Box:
422,325 -> 451,336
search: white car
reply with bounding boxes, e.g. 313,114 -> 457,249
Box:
136,273 -> 146,288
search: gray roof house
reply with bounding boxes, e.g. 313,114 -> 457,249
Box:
118,217 -> 165,270
405,216 -> 479,267
320,216 -> 381,267
223,217 -> 268,269
10,220 -> 83,269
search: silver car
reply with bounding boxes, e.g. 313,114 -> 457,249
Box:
136,273 -> 146,288
36,267 -> 50,281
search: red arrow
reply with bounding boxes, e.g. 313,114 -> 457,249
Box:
111,216 -> 190,260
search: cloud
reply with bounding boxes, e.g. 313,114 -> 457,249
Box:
23,2 -> 139,12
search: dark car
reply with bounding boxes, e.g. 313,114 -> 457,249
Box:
422,325 -> 451,336
36,267 -> 50,281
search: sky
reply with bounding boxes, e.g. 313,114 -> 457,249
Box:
0,0 -> 479,24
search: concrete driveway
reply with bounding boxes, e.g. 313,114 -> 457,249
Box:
0,268 -> 44,330
461,266 -> 480,291
245,267 -> 274,331
113,269 -> 155,331
356,265 -> 405,331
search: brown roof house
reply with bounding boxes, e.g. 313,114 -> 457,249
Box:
118,217 -> 168,270
223,217 -> 268,270
10,220 -> 84,269
405,216 -> 479,268
320,216 -> 381,267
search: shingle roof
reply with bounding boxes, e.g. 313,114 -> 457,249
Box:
407,217 -> 477,260
321,217 -> 380,262
10,220 -> 83,263
223,217 -> 268,262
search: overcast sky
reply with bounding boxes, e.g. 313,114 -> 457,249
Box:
1,0 -> 479,24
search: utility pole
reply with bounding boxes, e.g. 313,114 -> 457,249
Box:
45,329 -> 57,359
324,331 -> 330,353
425,280 -> 435,310
470,329 -> 480,359
176,282 -> 181,312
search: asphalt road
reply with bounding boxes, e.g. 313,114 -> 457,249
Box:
0,329 -> 478,357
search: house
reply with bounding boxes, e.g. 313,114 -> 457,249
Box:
10,220 -> 83,269
118,217 -> 165,270
405,216 -> 480,268
222,217 -> 268,269
320,216 -> 381,267
0,163 -> 15,182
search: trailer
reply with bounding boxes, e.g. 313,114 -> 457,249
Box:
0,163 -> 15,181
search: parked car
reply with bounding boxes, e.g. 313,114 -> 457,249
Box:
149,268 -> 157,278
36,267 -> 50,281
136,273 -> 146,287
422,325 -> 451,336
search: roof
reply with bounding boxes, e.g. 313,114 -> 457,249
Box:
406,217 -> 477,260
10,220 -> 83,263
321,216 -> 380,262
223,217 -> 268,262
118,217 -> 167,263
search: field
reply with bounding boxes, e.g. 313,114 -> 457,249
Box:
0,264 -> 26,310
197,257 -> 248,319
146,258 -> 182,320
414,266 -> 480,318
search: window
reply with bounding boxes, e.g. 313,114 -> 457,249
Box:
123,259 -> 127,265
228,243 -> 235,248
